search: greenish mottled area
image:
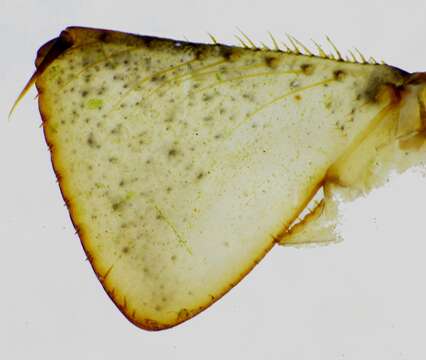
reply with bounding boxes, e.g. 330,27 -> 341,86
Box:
87,98 -> 103,109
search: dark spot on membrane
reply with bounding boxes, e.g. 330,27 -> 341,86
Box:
242,93 -> 254,101
168,148 -> 178,157
111,124 -> 122,134
112,201 -> 123,211
122,246 -> 130,254
294,94 -> 302,101
98,31 -> 109,42
221,47 -> 241,62
196,172 -> 204,180
264,56 -> 280,69
87,133 -> 100,148
333,70 -> 346,81
202,94 -> 213,102
195,48 -> 208,60
151,74 -> 166,82
301,64 -> 314,75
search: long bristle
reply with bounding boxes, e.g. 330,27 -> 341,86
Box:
326,36 -> 342,61
207,32 -> 218,45
268,31 -> 280,51
237,28 -> 256,49
285,33 -> 301,54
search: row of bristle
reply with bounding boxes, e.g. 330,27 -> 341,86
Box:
205,30 -> 383,65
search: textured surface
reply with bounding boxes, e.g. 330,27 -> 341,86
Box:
31,27 -> 426,329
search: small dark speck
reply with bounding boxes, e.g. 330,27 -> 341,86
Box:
333,70 -> 346,81
87,133 -> 100,148
202,94 -> 213,102
168,148 -> 178,157
242,93 -> 254,101
265,56 -> 279,69
111,124 -> 122,134
301,64 -> 314,75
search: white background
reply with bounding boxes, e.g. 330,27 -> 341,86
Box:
2,0 -> 426,359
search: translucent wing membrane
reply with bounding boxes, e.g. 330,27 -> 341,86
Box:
24,27 -> 426,330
